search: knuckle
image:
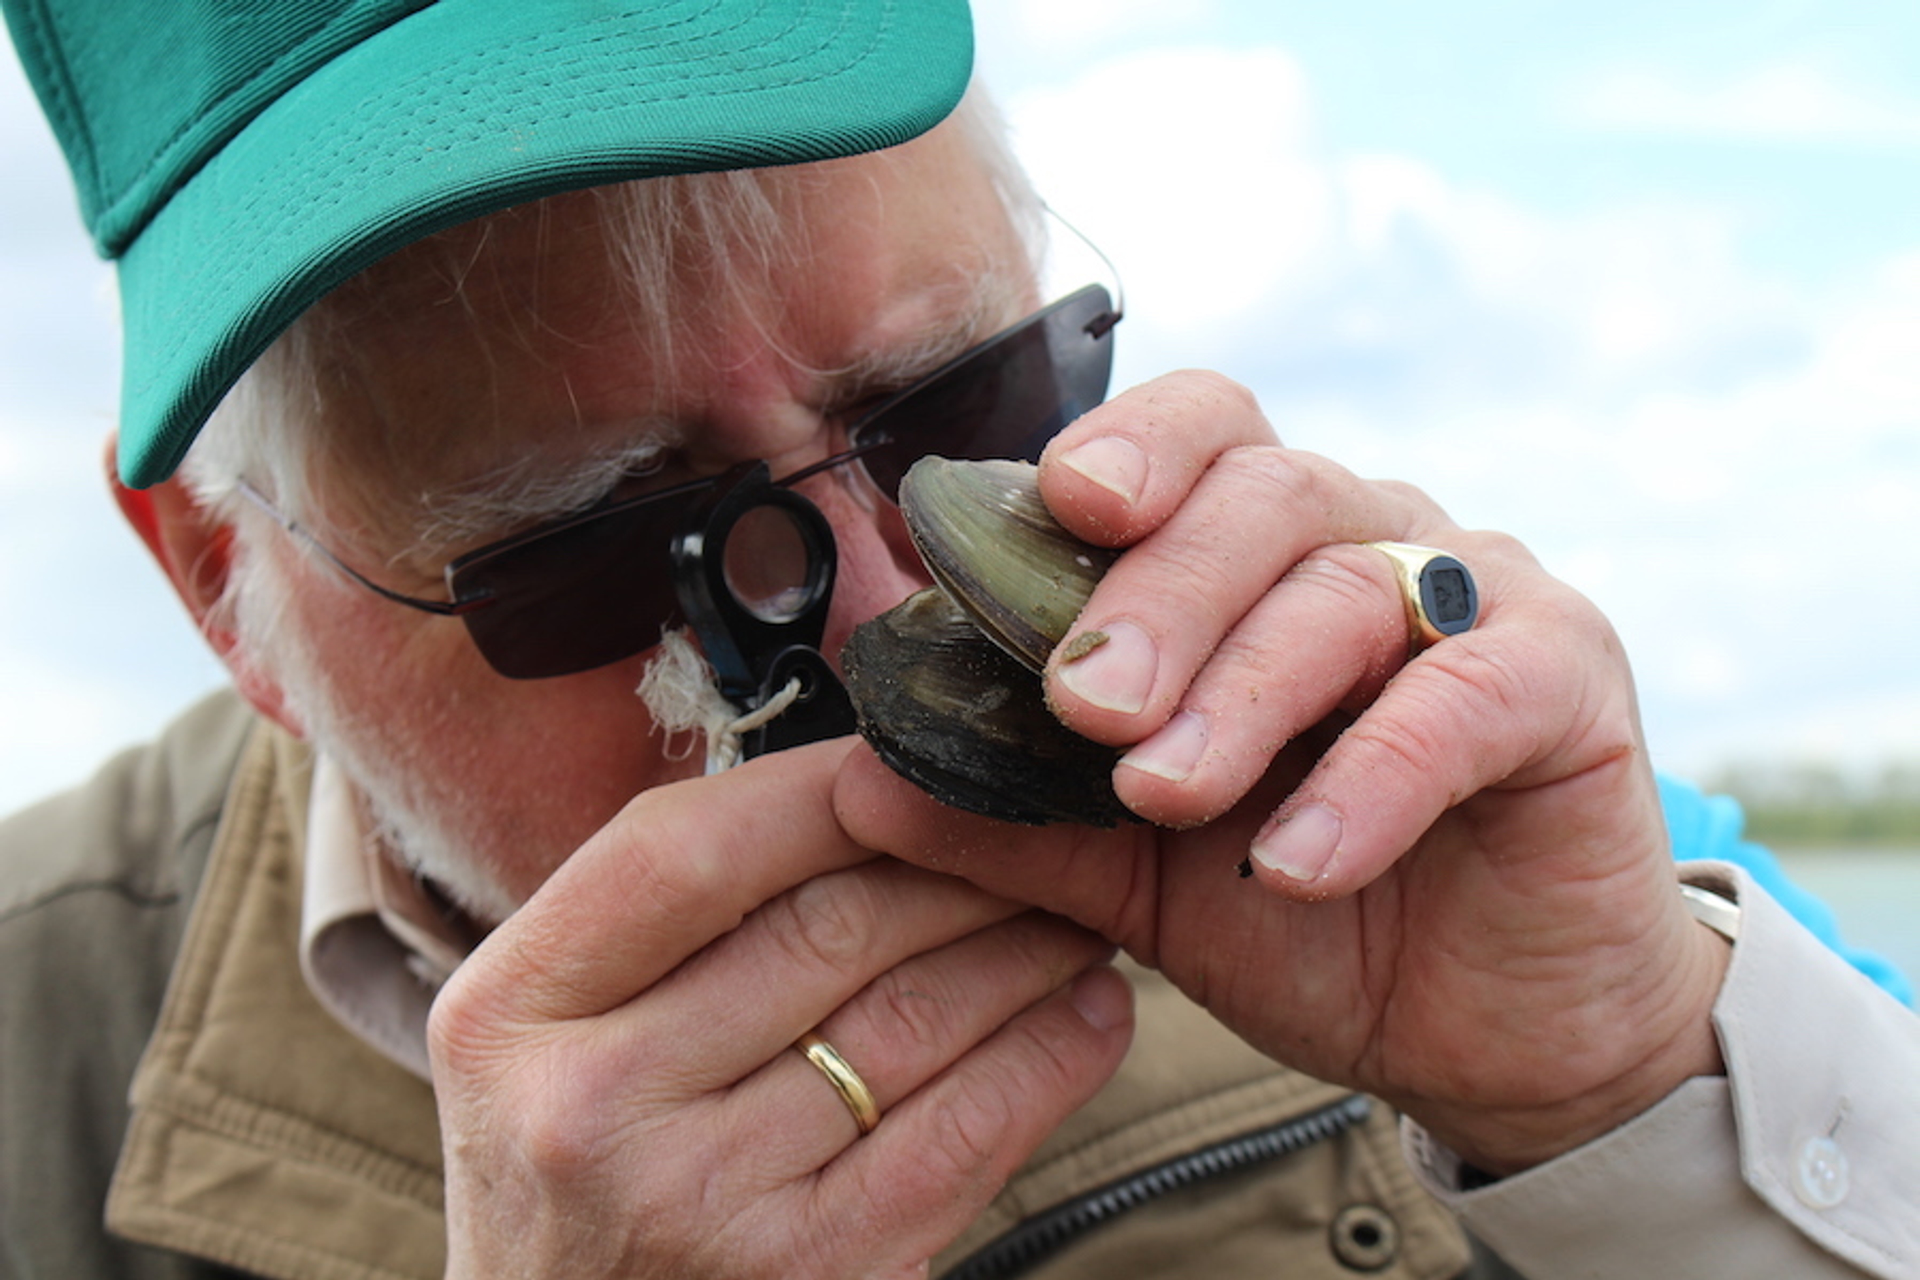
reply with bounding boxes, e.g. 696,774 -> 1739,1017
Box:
434,1036 -> 636,1193
765,872 -> 880,975
1353,645 -> 1537,778
1218,443 -> 1342,524
1455,526 -> 1543,587
1341,708 -> 1454,785
1116,446 -> 1311,603
1141,543 -> 1245,629
511,1082 -> 620,1183
1419,645 -> 1549,765
427,966 -> 507,1081
1108,369 -> 1275,455
1434,643 -> 1539,724
1176,367 -> 1262,418
1373,476 -> 1445,520
795,1170 -> 922,1278
864,965 -> 958,1058
609,790 -> 732,910
1294,545 -> 1395,617
1133,366 -> 1258,414
1524,583 -> 1610,650
923,1073 -> 1020,1185
1469,526 -> 1533,564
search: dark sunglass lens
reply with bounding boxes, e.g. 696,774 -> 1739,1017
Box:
451,496 -> 691,679
854,284 -> 1117,498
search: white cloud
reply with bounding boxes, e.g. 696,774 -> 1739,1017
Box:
1003,46 -> 1333,343
1003,46 -> 1813,415
1576,64 -> 1920,144
982,0 -> 1221,50
1335,160 -> 1801,394
1805,251 -> 1920,412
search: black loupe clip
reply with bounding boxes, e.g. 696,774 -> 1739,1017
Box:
671,461 -> 857,760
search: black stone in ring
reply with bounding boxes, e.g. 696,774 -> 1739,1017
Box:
1365,542 -> 1480,651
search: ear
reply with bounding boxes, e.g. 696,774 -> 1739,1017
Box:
107,438 -> 306,739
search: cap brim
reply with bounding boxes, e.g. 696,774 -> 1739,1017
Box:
114,0 -> 973,487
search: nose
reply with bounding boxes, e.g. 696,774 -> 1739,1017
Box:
799,467 -> 933,664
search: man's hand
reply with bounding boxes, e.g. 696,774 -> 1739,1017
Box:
835,370 -> 1729,1176
429,740 -> 1133,1278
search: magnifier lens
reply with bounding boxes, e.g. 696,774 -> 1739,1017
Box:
722,504 -> 818,623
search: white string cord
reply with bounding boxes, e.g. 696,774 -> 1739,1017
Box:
635,628 -> 801,773
706,677 -> 803,772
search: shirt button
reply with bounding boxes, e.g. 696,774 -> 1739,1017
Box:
1794,1136 -> 1850,1209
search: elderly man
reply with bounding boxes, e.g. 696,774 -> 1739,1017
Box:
3,2 -> 1915,1278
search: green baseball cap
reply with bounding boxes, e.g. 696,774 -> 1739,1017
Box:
4,0 -> 974,487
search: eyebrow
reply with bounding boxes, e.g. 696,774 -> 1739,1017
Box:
393,263 -> 1035,564
812,267 -> 1031,411
398,431 -> 681,563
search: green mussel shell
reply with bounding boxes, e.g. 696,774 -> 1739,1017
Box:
842,458 -> 1131,827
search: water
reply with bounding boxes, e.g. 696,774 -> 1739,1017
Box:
1775,847 -> 1920,992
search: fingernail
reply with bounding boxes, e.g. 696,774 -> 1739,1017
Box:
1054,620 -> 1157,715
1251,804 -> 1343,884
1070,965 -> 1132,1031
1058,437 -> 1148,505
1120,710 -> 1209,783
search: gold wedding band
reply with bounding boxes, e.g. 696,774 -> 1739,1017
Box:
795,1032 -> 881,1136
1364,542 -> 1479,653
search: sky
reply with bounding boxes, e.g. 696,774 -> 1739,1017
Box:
4,1 -> 1920,815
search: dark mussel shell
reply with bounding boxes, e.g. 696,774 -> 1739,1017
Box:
842,458 -> 1132,827
842,588 -> 1132,826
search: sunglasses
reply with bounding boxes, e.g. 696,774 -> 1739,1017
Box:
240,283 -> 1121,680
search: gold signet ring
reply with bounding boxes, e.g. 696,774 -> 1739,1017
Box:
1364,542 -> 1479,653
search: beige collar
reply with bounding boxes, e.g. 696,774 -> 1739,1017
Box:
107,723 -> 449,1280
298,756 -> 477,1080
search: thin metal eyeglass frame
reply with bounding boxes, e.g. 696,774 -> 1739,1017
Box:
230,444 -> 881,622
229,209 -> 1124,651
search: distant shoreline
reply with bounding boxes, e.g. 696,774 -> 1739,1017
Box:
1748,836 -> 1920,852
1706,766 -> 1920,848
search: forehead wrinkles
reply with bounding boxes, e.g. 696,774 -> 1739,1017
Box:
403,430 -> 681,562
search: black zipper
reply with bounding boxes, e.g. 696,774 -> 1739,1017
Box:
939,1093 -> 1374,1280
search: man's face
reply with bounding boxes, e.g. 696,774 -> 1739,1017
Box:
241,123 -> 1033,921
